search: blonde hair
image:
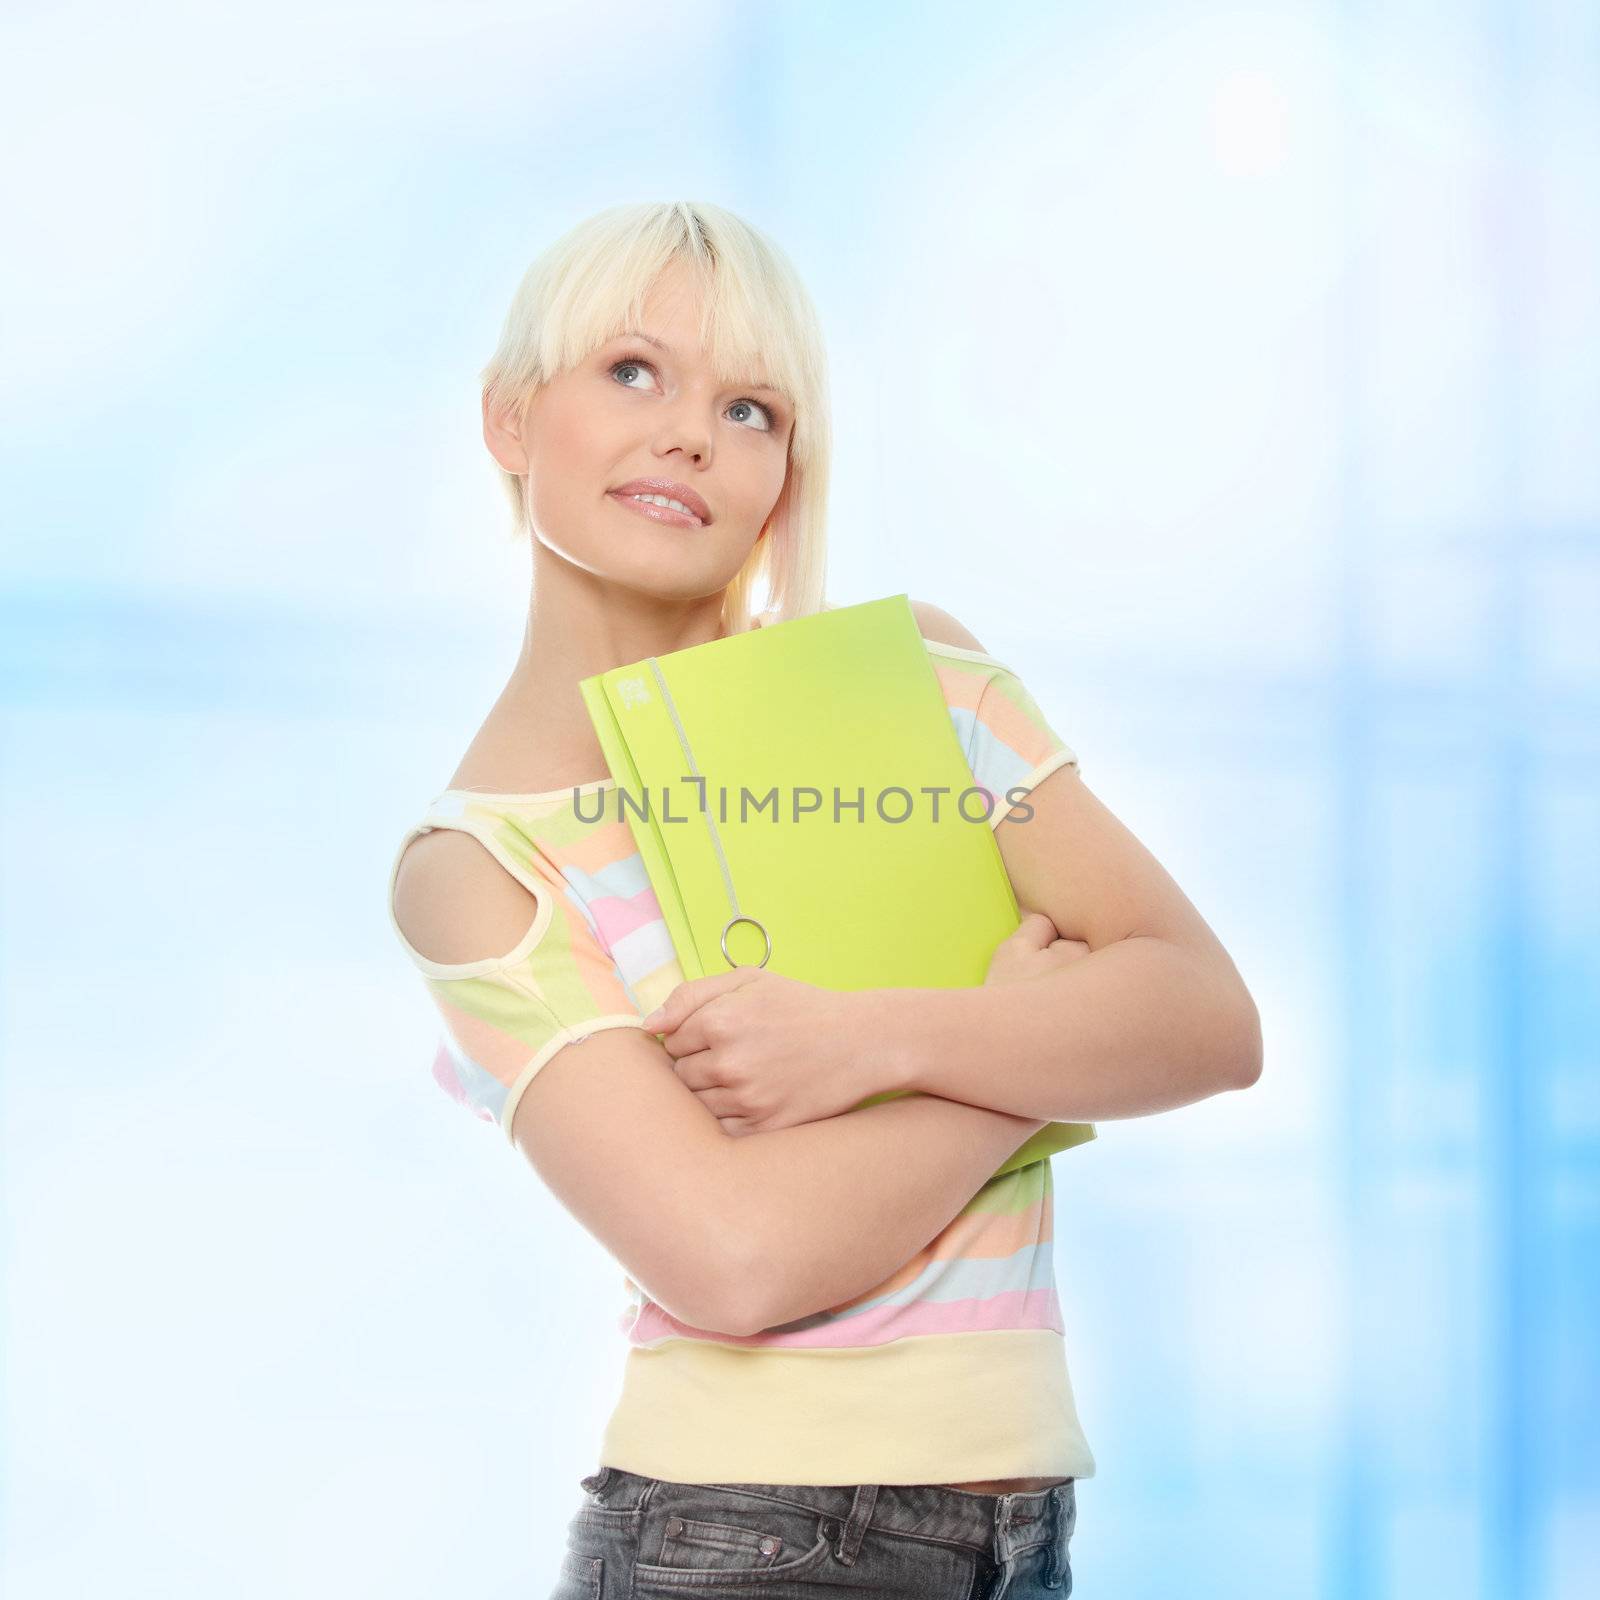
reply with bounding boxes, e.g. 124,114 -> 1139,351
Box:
479,201 -> 832,634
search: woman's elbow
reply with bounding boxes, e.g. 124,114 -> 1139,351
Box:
1225,987 -> 1264,1089
676,1212 -> 772,1338
681,1266 -> 771,1339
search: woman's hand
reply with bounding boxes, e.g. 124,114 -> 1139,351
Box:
641,914 -> 1091,1138
640,969 -> 871,1137
986,910 -> 1093,985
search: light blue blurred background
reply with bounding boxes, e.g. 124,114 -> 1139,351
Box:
2,1 -> 1595,1596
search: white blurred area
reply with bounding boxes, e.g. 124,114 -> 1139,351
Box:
2,3 -> 1595,1598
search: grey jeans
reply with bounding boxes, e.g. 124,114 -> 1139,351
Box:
551,1465 -> 1076,1599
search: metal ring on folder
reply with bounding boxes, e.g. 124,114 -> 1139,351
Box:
720,914 -> 771,970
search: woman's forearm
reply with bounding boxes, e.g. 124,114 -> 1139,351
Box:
863,937 -> 1263,1120
723,1091 -> 1045,1333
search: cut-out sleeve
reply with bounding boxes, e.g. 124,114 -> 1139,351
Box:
386,816 -> 650,1139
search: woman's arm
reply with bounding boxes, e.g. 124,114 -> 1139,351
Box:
811,757 -> 1263,1126
895,755 -> 1264,1115
395,825 -> 1044,1340
879,600 -> 1263,1118
865,930 -> 1262,1123
722,1089 -> 1045,1332
510,1024 -> 1041,1340
708,931 -> 1105,1334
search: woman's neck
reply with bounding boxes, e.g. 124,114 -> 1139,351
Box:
450,578 -> 756,796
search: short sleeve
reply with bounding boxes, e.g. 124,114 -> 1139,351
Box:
970,663 -> 1079,813
925,642 -> 1079,827
386,815 -> 651,1140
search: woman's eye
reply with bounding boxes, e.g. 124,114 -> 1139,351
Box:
608,357 -> 774,433
610,359 -> 655,392
727,399 -> 774,433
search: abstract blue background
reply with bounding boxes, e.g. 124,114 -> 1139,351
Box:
1,2 -> 1595,1596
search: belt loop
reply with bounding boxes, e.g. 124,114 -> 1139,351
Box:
833,1483 -> 878,1566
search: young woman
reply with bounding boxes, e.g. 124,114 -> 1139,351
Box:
387,200 -> 1262,1599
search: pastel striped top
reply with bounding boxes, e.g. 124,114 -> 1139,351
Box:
386,636 -> 1097,1486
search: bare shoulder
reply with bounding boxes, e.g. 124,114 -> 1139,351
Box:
907,598 -> 989,654
391,829 -> 540,966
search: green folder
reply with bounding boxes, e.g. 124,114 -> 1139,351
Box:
579,593 -> 1096,1178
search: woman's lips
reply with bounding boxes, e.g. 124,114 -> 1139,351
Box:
607,491 -> 705,529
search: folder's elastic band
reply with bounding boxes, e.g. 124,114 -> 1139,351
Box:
646,656 -> 772,970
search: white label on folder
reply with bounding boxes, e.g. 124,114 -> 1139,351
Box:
617,676 -> 651,708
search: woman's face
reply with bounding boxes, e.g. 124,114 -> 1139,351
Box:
489,258 -> 794,602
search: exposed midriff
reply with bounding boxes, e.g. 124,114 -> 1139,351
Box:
941,1474 -> 1073,1495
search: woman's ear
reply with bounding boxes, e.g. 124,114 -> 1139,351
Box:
482,387 -> 532,474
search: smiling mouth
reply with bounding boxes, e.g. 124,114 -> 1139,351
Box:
608,491 -> 706,528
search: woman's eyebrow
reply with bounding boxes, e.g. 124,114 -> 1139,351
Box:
607,331 -> 786,398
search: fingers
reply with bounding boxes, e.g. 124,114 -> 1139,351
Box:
642,967 -> 760,1033
1010,911 -> 1059,946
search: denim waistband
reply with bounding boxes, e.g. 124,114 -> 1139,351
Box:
582,1465 -> 1077,1567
